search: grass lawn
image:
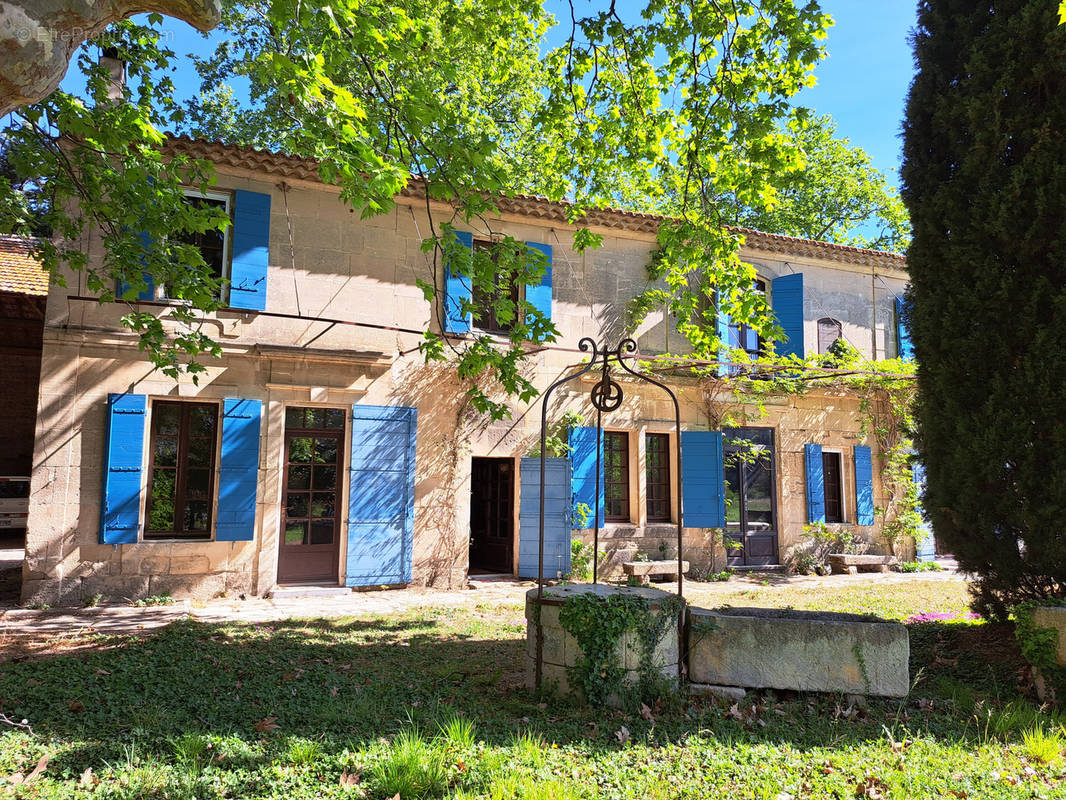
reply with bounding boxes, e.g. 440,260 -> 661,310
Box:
1,577 -> 1063,799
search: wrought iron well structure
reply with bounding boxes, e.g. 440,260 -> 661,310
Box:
533,337 -> 685,690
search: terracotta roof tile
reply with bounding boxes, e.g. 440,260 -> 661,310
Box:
164,135 -> 907,271
0,235 -> 49,296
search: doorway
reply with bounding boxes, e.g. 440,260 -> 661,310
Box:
723,427 -> 779,567
469,457 -> 515,574
277,407 -> 345,585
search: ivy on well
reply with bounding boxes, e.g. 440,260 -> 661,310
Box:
556,592 -> 685,708
1012,600 -> 1066,700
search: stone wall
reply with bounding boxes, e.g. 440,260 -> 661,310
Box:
22,162 -> 911,603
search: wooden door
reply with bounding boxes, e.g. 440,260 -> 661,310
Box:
469,457 -> 515,573
723,427 -> 779,567
277,408 -> 344,584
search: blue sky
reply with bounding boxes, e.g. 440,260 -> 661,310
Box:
68,2 -> 917,187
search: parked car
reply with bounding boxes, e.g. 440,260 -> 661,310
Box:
0,476 -> 30,531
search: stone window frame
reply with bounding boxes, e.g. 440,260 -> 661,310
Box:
143,399 -> 221,541
821,447 -> 846,524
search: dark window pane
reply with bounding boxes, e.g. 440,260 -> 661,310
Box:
154,438 -> 177,467
823,452 -> 843,523
184,501 -> 210,531
324,409 -> 345,429
186,469 -> 210,499
604,431 -> 629,522
288,465 -> 311,490
189,406 -> 217,437
286,408 -> 310,428
289,438 -> 313,463
724,460 -> 741,526
188,437 -> 213,468
311,494 -> 334,518
314,437 -> 338,464
309,409 -> 325,429
284,521 -> 307,545
286,493 -> 309,519
151,469 -> 176,499
149,498 -> 174,531
309,520 -> 334,545
313,465 -> 337,491
646,433 -> 670,521
155,404 -> 180,436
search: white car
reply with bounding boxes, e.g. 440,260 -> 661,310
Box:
0,477 -> 29,530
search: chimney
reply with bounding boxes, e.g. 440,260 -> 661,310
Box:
100,47 -> 125,104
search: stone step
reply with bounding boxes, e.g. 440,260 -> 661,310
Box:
270,586 -> 351,600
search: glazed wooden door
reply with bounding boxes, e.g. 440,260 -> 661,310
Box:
277,408 -> 344,584
469,457 -> 515,573
723,427 -> 779,567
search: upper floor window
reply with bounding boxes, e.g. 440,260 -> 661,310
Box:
146,401 -> 219,539
471,240 -> 521,334
162,190 -> 231,300
728,278 -> 766,358
817,317 -> 842,354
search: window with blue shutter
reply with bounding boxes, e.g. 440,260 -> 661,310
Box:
117,231 -> 156,301
443,231 -> 473,334
568,426 -> 604,528
804,443 -> 825,524
517,456 -> 572,578
524,241 -> 553,339
216,398 -> 262,542
772,273 -> 805,359
229,189 -> 271,311
100,393 -> 147,544
680,430 -> 725,528
854,445 -> 875,526
346,405 -> 417,586
895,296 -> 914,360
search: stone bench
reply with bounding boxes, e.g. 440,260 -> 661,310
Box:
829,554 -> 899,575
622,560 -> 689,585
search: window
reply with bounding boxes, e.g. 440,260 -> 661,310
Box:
163,190 -> 231,299
727,279 -> 767,358
645,433 -> 671,522
818,317 -> 842,354
604,431 -> 629,521
471,240 -> 521,333
822,450 -> 844,523
146,401 -> 219,539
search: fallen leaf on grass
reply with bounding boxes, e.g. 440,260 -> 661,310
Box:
615,726 -> 630,744
640,703 -> 655,722
80,767 -> 95,787
254,716 -> 280,733
7,755 -> 48,785
583,722 -> 599,740
338,770 -> 360,787
68,700 -> 85,713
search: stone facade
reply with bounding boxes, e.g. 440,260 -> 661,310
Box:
21,140 -> 911,604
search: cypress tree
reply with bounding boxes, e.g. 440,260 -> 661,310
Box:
902,0 -> 1066,617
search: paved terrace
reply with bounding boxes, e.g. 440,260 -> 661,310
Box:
0,562 -> 964,648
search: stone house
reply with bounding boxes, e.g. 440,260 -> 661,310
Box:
19,137 -> 911,605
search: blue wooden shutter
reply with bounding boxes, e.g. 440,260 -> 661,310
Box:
525,241 -> 552,336
100,393 -> 147,544
804,443 -> 825,524
895,296 -> 914,360
347,405 -> 417,586
443,231 -> 473,334
517,457 -> 572,578
568,426 -> 604,528
772,273 -> 805,358
854,445 -> 874,526
680,430 -> 725,528
715,290 -> 732,377
230,189 -> 271,311
216,398 -> 262,542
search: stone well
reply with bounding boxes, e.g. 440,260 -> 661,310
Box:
524,583 -> 684,697
689,607 -> 910,697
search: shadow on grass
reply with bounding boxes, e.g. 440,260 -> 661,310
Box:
0,613 -> 1039,777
